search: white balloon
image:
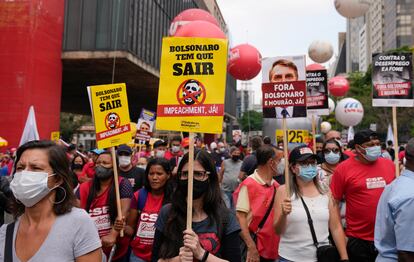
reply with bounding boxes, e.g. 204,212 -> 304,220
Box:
328,98 -> 335,114
321,122 -> 332,134
334,0 -> 371,18
335,98 -> 364,127
308,40 -> 334,63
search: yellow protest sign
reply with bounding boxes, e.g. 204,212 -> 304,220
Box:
156,37 -> 228,134
276,129 -> 310,144
87,83 -> 131,149
50,131 -> 60,142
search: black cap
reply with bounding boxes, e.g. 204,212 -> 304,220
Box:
117,144 -> 132,155
153,140 -> 168,148
289,145 -> 316,163
354,129 -> 378,145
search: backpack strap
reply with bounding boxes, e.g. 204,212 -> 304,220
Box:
5,222 -> 15,262
137,188 -> 148,212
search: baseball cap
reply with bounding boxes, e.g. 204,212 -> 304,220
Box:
117,144 -> 132,155
289,145 -> 316,163
354,129 -> 378,145
153,139 -> 168,149
181,137 -> 190,148
91,149 -> 105,155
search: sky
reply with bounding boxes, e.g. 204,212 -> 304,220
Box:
216,0 -> 346,103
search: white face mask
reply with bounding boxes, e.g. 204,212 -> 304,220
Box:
137,164 -> 147,170
277,158 -> 285,176
156,150 -> 165,158
171,146 -> 181,153
10,170 -> 57,207
118,156 -> 131,167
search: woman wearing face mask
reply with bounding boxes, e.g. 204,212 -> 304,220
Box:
77,151 -> 133,261
0,140 -> 102,261
152,150 -> 241,262
125,158 -> 173,262
318,139 -> 346,193
72,154 -> 87,183
218,146 -> 242,209
274,145 -> 348,262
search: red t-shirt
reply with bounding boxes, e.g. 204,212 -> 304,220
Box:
130,190 -> 164,261
330,156 -> 395,241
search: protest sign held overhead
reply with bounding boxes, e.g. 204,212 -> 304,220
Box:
156,37 -> 228,134
306,69 -> 329,115
372,52 -> 413,107
262,55 -> 307,119
276,129 -> 310,144
135,108 -> 156,143
87,83 -> 131,149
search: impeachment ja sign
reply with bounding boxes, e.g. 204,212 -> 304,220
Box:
156,37 -> 228,134
87,83 -> 131,149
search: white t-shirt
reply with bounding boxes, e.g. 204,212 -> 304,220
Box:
0,207 -> 102,262
279,194 -> 330,262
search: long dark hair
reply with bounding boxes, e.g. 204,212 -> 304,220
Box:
11,140 -> 76,218
144,157 -> 173,204
159,150 -> 225,259
85,151 -> 118,224
322,138 -> 346,162
71,154 -> 86,170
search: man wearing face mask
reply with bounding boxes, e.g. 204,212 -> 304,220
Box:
234,145 -> 281,262
274,148 -> 286,185
152,140 -> 168,159
211,141 -> 230,171
218,146 -> 243,209
330,129 -> 395,262
117,144 -> 145,192
164,136 -> 183,169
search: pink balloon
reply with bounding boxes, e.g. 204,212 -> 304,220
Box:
174,20 -> 226,39
169,8 -> 219,36
228,44 -> 262,81
328,76 -> 350,97
306,63 -> 325,71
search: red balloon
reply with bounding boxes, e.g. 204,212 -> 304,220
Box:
174,20 -> 226,39
228,44 -> 262,81
169,8 -> 219,36
306,63 -> 325,71
328,76 -> 350,97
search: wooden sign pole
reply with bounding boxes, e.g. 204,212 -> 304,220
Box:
392,106 -> 400,177
186,132 -> 195,229
311,114 -> 317,153
111,147 -> 124,237
282,117 -> 290,197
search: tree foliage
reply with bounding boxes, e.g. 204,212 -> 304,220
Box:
60,113 -> 92,142
238,110 -> 263,132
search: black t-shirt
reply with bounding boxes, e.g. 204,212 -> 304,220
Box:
211,151 -> 229,168
119,166 -> 146,192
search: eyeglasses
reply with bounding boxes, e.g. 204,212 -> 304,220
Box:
178,171 -> 210,181
323,148 -> 340,154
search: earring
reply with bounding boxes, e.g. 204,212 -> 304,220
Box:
53,186 -> 67,205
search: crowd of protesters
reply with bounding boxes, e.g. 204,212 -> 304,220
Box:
0,129 -> 413,262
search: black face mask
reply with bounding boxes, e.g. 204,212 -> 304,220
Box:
95,166 -> 113,179
178,179 -> 209,200
231,155 -> 239,161
71,164 -> 83,171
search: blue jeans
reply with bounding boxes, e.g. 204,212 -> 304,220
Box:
129,252 -> 147,262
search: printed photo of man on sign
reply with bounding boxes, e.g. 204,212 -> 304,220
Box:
156,37 -> 228,134
372,52 -> 414,107
262,55 -> 307,119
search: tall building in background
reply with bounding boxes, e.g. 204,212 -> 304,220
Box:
384,0 -> 414,50
346,0 -> 414,73
236,81 -> 255,118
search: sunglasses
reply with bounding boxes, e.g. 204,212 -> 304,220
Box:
178,170 -> 210,181
323,148 -> 340,154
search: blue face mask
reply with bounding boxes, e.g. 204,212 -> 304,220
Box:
298,165 -> 317,182
364,146 -> 381,162
325,152 -> 340,165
